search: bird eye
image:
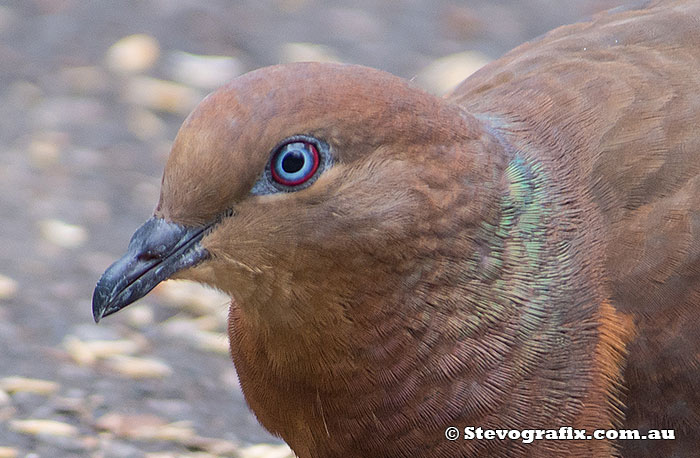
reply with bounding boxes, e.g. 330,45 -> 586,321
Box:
250,135 -> 330,195
270,141 -> 320,187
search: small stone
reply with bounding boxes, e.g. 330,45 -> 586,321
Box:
0,274 -> 18,300
145,421 -> 195,442
28,138 -> 60,168
39,219 -> 87,249
63,336 -> 143,366
416,51 -> 491,95
168,51 -> 244,89
162,315 -> 219,334
0,377 -> 59,396
9,419 -> 78,437
0,447 -> 18,458
144,452 -> 213,458
238,443 -> 295,458
27,131 -> 70,169
0,389 -> 10,405
95,413 -> 194,442
193,330 -> 230,355
63,337 -> 94,366
280,42 -> 341,64
124,76 -> 201,114
52,396 -> 90,417
104,355 -> 173,379
193,315 -> 221,331
184,436 -> 240,455
124,304 -> 155,328
106,34 -> 160,74
153,280 -> 230,316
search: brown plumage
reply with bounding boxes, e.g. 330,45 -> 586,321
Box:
93,1 -> 700,456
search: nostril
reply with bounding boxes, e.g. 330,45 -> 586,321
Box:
137,245 -> 167,261
136,252 -> 155,262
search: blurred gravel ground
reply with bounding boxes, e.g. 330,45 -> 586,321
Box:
0,0 -> 624,456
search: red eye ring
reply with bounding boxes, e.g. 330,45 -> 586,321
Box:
270,141 -> 320,186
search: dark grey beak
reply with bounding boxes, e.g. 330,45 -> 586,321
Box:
92,217 -> 210,323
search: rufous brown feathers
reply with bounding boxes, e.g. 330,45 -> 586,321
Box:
101,1 -> 700,457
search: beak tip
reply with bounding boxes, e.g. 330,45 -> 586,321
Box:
90,217 -> 211,324
92,286 -> 106,323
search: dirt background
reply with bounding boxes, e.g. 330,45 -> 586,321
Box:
1,0 -> 627,456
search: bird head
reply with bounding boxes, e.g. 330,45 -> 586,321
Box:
92,62 -> 503,371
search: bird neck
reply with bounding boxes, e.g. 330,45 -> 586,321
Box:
227,144 -> 630,456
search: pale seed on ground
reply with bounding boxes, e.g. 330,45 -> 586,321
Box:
103,355 -> 173,379
9,419 -> 78,437
0,376 -> 59,396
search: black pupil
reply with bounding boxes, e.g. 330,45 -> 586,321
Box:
282,149 -> 305,173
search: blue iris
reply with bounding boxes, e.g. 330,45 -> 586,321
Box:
271,141 -> 318,186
